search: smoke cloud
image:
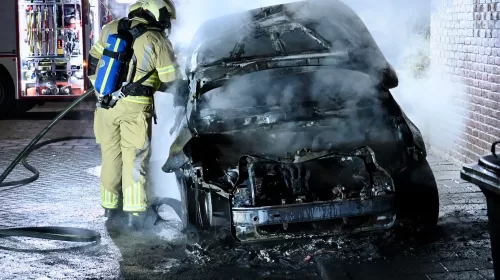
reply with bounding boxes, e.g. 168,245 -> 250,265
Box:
344,0 -> 466,155
168,0 -> 300,45
109,0 -> 466,201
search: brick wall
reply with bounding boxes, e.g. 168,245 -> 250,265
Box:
430,0 -> 500,163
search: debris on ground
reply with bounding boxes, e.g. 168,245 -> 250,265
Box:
303,249 -> 337,263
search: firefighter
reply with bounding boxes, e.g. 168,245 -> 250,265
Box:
86,0 -> 186,229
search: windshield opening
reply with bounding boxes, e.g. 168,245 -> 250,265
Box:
195,26 -> 328,66
198,69 -> 379,111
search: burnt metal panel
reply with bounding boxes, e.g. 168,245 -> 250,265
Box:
232,194 -> 395,226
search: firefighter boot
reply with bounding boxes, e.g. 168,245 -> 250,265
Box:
126,212 -> 146,229
103,208 -> 121,220
104,209 -> 132,235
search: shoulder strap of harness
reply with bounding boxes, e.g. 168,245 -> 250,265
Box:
117,18 -> 163,94
102,18 -> 160,63
117,17 -> 160,40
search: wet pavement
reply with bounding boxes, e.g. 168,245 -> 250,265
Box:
0,108 -> 494,280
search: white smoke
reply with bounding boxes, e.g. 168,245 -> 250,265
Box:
344,0 -> 466,157
148,92 -> 178,200
168,0 -> 301,45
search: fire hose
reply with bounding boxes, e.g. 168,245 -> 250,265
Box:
0,88 -> 100,243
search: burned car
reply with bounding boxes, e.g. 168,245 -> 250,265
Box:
162,0 -> 439,243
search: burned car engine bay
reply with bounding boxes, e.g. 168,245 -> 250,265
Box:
162,0 -> 439,244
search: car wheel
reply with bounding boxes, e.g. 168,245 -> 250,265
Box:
177,170 -> 237,246
175,173 -> 202,244
394,158 -> 439,232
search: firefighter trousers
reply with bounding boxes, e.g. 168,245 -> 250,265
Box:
93,97 -> 153,212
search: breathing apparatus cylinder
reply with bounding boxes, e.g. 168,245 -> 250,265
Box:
94,34 -> 130,97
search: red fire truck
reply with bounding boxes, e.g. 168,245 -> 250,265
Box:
0,0 -> 128,117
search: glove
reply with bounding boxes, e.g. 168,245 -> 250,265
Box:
159,79 -> 190,107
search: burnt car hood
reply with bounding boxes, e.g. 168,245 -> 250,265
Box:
163,69 -> 425,174
163,0 -> 422,173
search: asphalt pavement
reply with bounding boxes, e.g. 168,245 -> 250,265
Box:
0,104 -> 494,280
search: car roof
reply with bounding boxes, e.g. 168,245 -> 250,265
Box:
187,0 -> 390,73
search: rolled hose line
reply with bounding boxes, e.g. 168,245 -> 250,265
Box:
0,88 -> 100,243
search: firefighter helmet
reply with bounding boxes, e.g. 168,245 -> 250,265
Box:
142,0 -> 177,23
129,0 -> 146,13
128,0 -> 146,18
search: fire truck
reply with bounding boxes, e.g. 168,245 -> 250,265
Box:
0,0 -> 130,118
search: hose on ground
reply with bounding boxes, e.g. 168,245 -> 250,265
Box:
0,88 -> 101,243
0,136 -> 95,188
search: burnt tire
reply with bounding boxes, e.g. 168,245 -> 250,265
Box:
175,173 -> 204,245
176,171 -> 236,247
394,158 -> 439,232
175,172 -> 189,227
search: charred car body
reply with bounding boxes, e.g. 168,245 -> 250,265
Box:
162,0 -> 439,243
